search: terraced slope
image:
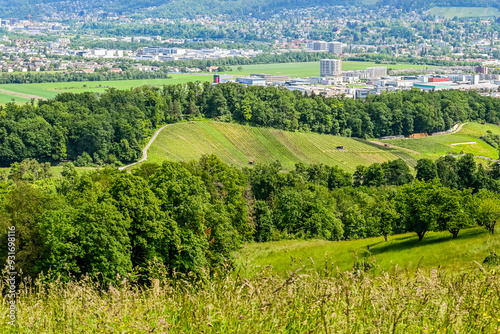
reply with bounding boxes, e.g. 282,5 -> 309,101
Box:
146,121 -> 416,171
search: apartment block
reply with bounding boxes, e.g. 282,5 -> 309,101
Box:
320,59 -> 342,77
327,42 -> 342,55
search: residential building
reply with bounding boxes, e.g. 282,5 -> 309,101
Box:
366,67 -> 387,79
308,41 -> 327,51
320,59 -> 342,77
327,42 -> 342,55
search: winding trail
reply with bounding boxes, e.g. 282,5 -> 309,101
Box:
119,123 -> 173,171
449,122 -> 468,134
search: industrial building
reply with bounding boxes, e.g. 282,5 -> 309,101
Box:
236,77 -> 266,86
250,73 -> 290,83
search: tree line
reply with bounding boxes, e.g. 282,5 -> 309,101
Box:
0,69 -> 170,85
346,53 -> 480,67
1,154 -> 499,282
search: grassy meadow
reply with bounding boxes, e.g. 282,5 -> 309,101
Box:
145,121 -> 415,172
1,226 -> 499,333
428,6 -> 500,18
384,122 -> 500,160
235,227 -> 500,277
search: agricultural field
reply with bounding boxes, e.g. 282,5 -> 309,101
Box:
0,74 -> 215,103
0,91 -> 30,104
428,6 -> 500,19
235,226 -> 499,276
0,61 -> 437,104
383,122 -> 500,160
145,121 -> 416,172
228,61 -> 437,78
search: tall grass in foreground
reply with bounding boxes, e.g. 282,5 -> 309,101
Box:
1,265 -> 500,333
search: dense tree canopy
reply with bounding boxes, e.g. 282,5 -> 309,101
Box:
1,153 -> 500,282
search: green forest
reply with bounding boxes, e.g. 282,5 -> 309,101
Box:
1,152 -> 499,282
1,82 -> 500,166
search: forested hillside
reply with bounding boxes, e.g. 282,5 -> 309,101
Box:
377,0 -> 500,11
1,82 -> 500,166
0,0 -> 356,19
3,0 -> 497,19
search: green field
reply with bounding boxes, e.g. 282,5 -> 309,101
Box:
235,226 -> 499,276
5,226 -> 499,333
384,122 -> 500,160
0,92 -> 30,104
429,6 -> 500,18
0,74 -> 216,102
229,61 -> 437,77
145,121 -> 416,172
0,61 -> 437,104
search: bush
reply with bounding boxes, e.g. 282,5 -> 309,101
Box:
483,251 -> 500,266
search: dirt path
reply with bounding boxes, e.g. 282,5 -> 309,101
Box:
119,123 -> 173,171
369,141 -> 420,154
448,122 -> 468,134
0,89 -> 47,100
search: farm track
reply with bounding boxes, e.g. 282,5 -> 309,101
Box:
119,123 -> 173,170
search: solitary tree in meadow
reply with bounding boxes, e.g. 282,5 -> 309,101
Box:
398,180 -> 441,241
435,187 -> 474,239
377,200 -> 398,241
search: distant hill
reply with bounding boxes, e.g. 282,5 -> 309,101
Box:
2,0 -> 499,19
1,0 -> 358,20
376,0 -> 500,12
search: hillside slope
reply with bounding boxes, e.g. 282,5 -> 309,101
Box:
146,121 -> 416,171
